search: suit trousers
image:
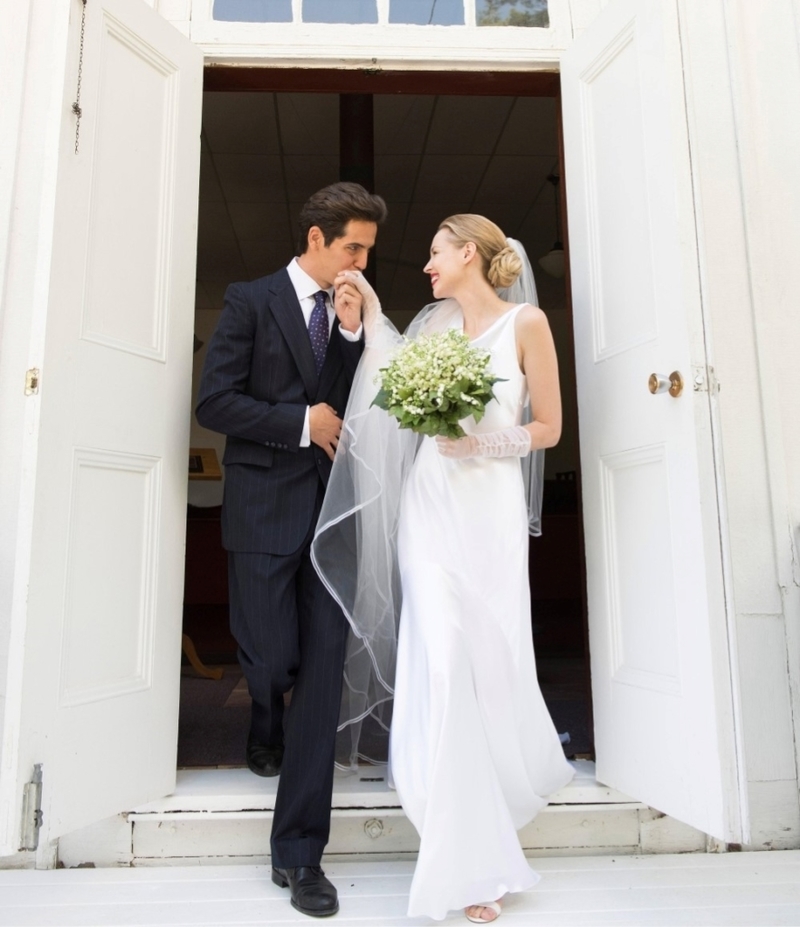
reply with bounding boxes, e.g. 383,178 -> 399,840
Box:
227,490 -> 349,868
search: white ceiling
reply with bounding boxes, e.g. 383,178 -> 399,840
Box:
196,91 -> 560,315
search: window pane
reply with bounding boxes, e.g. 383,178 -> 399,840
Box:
476,0 -> 549,27
213,0 -> 292,21
302,0 -> 378,23
389,0 -> 465,25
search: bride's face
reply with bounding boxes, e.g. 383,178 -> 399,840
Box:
424,229 -> 471,298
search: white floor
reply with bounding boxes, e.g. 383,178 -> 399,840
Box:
2,852 -> 799,927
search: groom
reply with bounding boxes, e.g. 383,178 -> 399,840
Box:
196,183 -> 387,917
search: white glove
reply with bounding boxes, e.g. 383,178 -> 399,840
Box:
340,270 -> 382,331
435,426 -> 532,459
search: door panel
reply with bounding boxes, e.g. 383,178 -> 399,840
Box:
561,0 -> 742,840
0,0 -> 202,849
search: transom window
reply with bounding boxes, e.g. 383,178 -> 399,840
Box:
476,0 -> 548,27
212,0 -> 549,27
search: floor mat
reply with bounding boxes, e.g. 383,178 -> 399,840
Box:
178,665 -> 249,768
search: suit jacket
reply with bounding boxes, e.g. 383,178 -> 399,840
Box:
196,268 -> 363,555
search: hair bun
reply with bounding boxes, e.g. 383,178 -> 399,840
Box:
488,244 -> 523,289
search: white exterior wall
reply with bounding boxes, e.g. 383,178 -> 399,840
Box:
1,0 -> 799,863
0,0 -> 31,778
730,4 -> 800,844
678,0 -> 800,849
143,0 -> 191,37
0,0 -> 73,845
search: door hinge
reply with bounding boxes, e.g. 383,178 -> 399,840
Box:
24,368 -> 40,395
691,365 -> 720,395
20,764 -> 43,851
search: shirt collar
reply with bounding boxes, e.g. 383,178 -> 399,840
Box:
287,257 -> 335,303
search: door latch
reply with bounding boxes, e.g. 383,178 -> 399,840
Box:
691,365 -> 720,394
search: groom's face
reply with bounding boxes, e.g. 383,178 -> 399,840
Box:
304,220 -> 378,289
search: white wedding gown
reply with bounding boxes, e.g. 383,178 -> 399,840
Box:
389,304 -> 575,920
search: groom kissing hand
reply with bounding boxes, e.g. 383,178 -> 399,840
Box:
196,183 -> 387,918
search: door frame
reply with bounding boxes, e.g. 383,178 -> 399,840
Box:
202,67 -> 561,96
191,62 -> 593,756
193,53 -> 741,825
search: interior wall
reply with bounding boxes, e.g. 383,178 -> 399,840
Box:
189,90 -> 578,507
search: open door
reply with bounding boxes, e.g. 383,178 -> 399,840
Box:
561,0 -> 744,841
0,0 -> 202,852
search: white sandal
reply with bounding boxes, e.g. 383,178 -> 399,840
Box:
466,900 -> 502,923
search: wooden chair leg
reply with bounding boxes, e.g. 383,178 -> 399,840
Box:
182,633 -> 224,680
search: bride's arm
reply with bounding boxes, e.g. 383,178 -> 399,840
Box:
517,304 -> 562,450
435,305 -> 561,460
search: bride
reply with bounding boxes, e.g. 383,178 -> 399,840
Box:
313,215 -> 575,923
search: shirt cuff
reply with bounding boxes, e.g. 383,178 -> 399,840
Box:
339,323 -> 363,341
299,406 -> 311,447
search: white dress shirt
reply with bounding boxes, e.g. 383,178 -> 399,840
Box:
285,257 -> 362,447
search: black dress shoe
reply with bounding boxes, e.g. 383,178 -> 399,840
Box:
246,735 -> 284,777
271,865 -> 339,917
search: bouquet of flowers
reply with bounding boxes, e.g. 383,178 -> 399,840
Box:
372,328 -> 503,438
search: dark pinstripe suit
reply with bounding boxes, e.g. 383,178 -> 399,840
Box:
196,268 -> 362,868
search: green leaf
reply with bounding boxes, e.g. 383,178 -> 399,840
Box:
371,388 -> 391,410
418,418 -> 441,437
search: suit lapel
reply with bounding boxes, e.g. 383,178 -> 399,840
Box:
269,270 -> 319,398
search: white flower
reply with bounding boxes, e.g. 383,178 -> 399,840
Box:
373,328 -> 501,437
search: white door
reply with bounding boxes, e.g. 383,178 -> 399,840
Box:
561,0 -> 743,841
0,0 -> 202,851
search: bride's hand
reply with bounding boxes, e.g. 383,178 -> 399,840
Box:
436,427 -> 532,459
435,435 -> 477,459
335,271 -> 382,326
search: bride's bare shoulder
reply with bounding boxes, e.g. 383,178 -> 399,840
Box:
515,305 -> 554,363
514,302 -> 549,331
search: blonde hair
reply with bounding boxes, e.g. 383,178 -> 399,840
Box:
438,214 -> 522,289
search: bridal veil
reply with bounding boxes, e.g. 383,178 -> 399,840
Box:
311,239 -> 544,769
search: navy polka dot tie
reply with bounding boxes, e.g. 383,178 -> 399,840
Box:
309,290 -> 329,374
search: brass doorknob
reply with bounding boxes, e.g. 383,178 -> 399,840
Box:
648,371 -> 684,397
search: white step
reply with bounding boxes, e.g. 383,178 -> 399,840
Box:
3,853 -> 800,926
56,762 -> 710,868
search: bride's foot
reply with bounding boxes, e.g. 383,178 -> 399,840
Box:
465,899 -> 503,923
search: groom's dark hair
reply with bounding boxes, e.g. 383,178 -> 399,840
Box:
297,182 -> 387,253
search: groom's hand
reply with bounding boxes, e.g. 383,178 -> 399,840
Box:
334,274 -> 364,334
309,403 -> 343,461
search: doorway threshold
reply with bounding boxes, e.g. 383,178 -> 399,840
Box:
131,760 -> 634,818
58,761 -> 710,868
